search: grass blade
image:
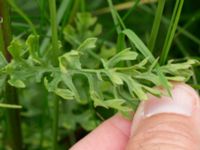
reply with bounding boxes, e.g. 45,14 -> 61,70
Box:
140,4 -> 200,46
160,0 -> 184,65
6,0 -> 37,35
148,0 -> 166,52
123,29 -> 171,95
122,0 -> 140,21
107,0 -> 122,33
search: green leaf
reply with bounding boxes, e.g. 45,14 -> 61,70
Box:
63,25 -> 79,46
104,70 -> 123,85
104,99 -> 131,111
166,76 -> 186,81
87,74 -> 104,106
118,73 -> 148,100
123,29 -> 171,95
26,34 -> 40,61
61,74 -> 83,103
8,79 -> 26,88
54,88 -> 74,100
142,86 -> 161,97
76,13 -> 97,31
135,73 -> 161,85
161,59 -> 198,74
123,29 -> 155,62
0,52 -> 7,68
107,48 -> 138,67
148,57 -> 159,72
44,74 -> 62,92
77,38 -> 97,52
100,45 -> 116,59
59,50 -> 81,73
91,91 -> 107,108
8,39 -> 24,61
63,13 -> 102,48
93,24 -> 102,36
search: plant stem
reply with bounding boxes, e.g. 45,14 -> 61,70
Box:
0,0 -> 12,60
48,0 -> 60,149
52,96 -> 59,150
0,1 -> 23,149
148,0 -> 166,52
48,0 -> 59,63
40,0 -> 73,54
5,85 -> 23,150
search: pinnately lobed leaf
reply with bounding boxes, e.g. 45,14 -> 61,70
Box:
0,13 -> 198,115
107,48 -> 138,68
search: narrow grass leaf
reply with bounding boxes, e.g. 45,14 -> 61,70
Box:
0,103 -> 22,109
123,29 -> 171,95
107,0 -> 122,33
148,0 -> 166,52
160,0 -> 184,65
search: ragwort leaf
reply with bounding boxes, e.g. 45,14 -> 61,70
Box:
54,88 -> 74,100
59,50 -> 81,73
77,38 -> 97,52
8,79 -> 26,88
107,48 -> 138,68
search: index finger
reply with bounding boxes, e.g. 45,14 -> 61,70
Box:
70,114 -> 132,150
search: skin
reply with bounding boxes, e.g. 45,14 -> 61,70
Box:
70,83 -> 200,150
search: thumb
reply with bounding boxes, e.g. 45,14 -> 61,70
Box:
126,83 -> 200,150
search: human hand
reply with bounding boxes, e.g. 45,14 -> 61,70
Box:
70,83 -> 200,150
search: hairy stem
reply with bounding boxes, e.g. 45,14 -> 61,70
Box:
0,0 -> 23,149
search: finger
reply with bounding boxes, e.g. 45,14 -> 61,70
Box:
70,114 -> 132,150
126,83 -> 200,150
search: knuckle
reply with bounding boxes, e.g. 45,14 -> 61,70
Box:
127,120 -> 199,150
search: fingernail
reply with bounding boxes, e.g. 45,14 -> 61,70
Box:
130,84 -> 200,137
145,84 -> 199,117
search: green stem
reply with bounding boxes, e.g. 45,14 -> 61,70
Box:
0,0 -> 12,60
48,0 -> 60,149
40,0 -> 73,54
148,0 -> 166,52
52,96 -> 59,150
0,1 -> 23,150
48,0 -> 60,65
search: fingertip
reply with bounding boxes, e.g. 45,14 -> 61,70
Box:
70,114 -> 132,150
